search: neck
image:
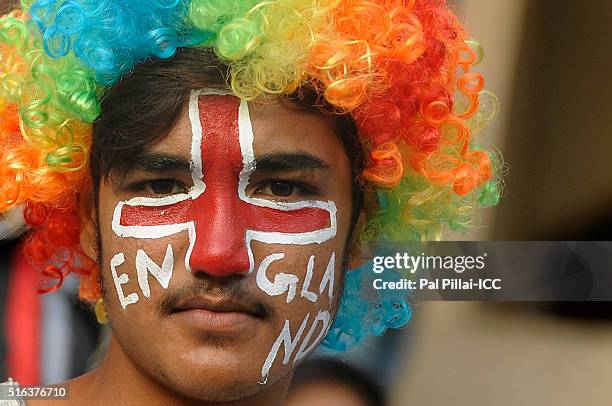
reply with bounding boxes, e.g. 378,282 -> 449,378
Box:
67,335 -> 291,406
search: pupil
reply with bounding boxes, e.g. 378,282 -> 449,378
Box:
151,180 -> 175,195
270,181 -> 293,197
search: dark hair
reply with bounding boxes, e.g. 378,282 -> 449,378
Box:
91,47 -> 364,226
290,358 -> 386,406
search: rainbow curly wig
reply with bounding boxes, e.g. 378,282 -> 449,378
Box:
0,0 -> 502,350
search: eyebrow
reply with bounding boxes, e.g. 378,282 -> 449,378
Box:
126,153 -> 192,174
254,152 -> 331,172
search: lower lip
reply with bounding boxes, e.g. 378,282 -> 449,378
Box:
171,309 -> 259,331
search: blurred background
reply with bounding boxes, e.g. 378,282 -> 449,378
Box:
387,1 -> 612,405
1,0 -> 611,405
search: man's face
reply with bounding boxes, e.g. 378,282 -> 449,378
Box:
93,91 -> 355,401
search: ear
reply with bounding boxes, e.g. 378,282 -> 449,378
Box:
79,184 -> 98,262
346,208 -> 367,270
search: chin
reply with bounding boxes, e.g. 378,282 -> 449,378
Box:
150,345 -> 280,401
155,351 -> 289,403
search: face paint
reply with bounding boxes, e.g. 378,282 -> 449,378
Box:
258,252 -> 336,381
301,255 -> 319,302
110,245 -> 174,308
261,314 -> 310,381
260,309 -> 331,381
109,89 -> 341,384
256,251 -> 336,304
136,244 -> 174,299
256,253 -> 300,303
293,309 -> 331,364
319,252 -> 335,301
111,90 -> 337,277
110,253 -> 138,310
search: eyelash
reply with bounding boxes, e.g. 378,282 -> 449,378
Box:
128,179 -> 189,196
253,180 -> 318,200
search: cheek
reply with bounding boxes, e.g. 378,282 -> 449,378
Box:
98,201 -> 191,316
251,240 -> 344,311
251,240 -> 345,381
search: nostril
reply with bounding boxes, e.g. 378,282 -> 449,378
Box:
189,243 -> 251,277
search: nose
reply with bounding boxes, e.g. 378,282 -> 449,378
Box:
188,194 -> 250,277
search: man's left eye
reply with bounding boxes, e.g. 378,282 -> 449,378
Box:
269,181 -> 294,197
255,181 -> 306,199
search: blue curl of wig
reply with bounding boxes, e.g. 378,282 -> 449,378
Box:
321,264 -> 413,353
29,0 -> 213,85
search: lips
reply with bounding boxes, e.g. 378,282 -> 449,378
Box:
171,296 -> 263,332
173,296 -> 262,316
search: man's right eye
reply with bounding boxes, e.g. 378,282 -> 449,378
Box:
131,179 -> 188,196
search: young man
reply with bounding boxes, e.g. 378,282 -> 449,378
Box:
73,51 -> 360,403
0,0 -> 501,404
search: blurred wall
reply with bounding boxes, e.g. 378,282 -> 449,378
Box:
493,0 -> 612,239
391,302 -> 612,406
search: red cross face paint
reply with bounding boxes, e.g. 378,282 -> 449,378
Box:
112,90 -> 337,279
99,89 -> 355,392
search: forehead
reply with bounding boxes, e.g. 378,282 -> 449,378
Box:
149,96 -> 346,162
